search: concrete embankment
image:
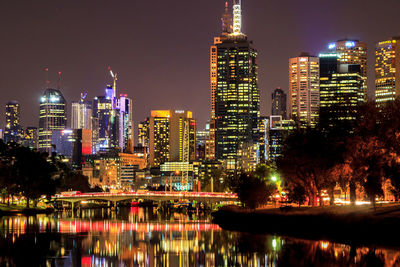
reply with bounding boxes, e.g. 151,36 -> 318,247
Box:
212,205 -> 400,247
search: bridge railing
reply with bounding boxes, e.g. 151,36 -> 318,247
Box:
53,191 -> 238,199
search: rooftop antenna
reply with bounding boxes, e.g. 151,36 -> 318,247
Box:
232,0 -> 242,35
45,67 -> 50,88
57,71 -> 62,90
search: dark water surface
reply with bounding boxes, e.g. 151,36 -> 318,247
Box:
0,207 -> 399,267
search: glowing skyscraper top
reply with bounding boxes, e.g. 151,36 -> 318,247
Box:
232,0 -> 242,35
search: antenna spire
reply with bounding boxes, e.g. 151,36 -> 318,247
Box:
221,1 -> 232,35
45,67 -> 50,88
57,71 -> 62,90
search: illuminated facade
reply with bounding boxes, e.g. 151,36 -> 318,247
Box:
213,1 -> 260,170
268,116 -> 294,161
289,53 -> 320,127
71,93 -> 92,130
149,110 -> 196,167
327,39 -> 367,101
271,88 -> 287,118
23,127 -> 38,150
160,162 -> 194,191
4,100 -> 23,144
208,1 -> 232,161
116,94 -> 134,152
375,37 -> 400,107
319,53 -> 363,128
38,88 -> 67,153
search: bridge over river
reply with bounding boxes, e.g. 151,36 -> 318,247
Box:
53,191 -> 238,208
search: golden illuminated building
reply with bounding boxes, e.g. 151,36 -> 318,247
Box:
289,53 -> 320,127
375,37 -> 400,107
4,100 -> 23,144
149,110 -> 196,167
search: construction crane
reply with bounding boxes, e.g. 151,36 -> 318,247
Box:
108,66 -> 118,99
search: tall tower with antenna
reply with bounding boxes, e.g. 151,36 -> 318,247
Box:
210,0 -> 260,171
232,0 -> 242,35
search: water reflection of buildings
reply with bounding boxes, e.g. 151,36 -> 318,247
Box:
2,213 -> 400,266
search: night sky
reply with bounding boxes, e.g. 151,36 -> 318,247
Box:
1,0 -> 400,138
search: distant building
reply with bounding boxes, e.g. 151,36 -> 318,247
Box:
271,88 -> 287,118
326,39 -> 367,101
4,100 -> 23,144
117,94 -> 134,152
196,125 -> 209,160
51,129 -> 92,169
23,127 -> 38,150
92,94 -> 112,152
375,37 -> 400,107
268,116 -> 295,161
39,88 -> 67,153
319,53 -> 363,128
160,162 -> 194,191
289,53 -> 320,127
148,110 -> 196,167
71,93 -> 92,130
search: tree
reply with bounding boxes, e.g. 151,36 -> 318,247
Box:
287,184 -> 307,207
231,173 -> 275,209
278,127 -> 341,206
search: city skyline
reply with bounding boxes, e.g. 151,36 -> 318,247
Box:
1,0 -> 400,131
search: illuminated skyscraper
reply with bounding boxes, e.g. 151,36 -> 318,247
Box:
375,37 -> 400,107
148,110 -> 196,167
271,88 -> 287,118
4,100 -> 23,144
92,93 -> 112,152
117,94 -> 134,152
319,53 -> 363,128
71,92 -> 92,130
138,118 -> 149,148
213,0 -> 260,169
326,39 -> 367,101
38,88 -> 67,153
208,1 -> 232,160
289,53 -> 320,127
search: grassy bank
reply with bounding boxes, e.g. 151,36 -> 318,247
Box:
212,204 -> 400,247
0,203 -> 53,216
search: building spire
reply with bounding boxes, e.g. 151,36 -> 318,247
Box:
221,1 -> 232,35
232,0 -> 242,35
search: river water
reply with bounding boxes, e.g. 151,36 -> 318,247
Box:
0,207 -> 399,267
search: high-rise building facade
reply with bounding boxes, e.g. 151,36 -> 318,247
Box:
117,94 -> 134,152
327,39 -> 367,101
319,53 -> 363,128
92,92 -> 113,152
4,100 -> 23,144
208,2 -> 232,161
38,88 -> 67,153
375,37 -> 400,107
271,88 -> 287,118
289,53 -> 320,127
71,93 -> 92,130
148,110 -> 196,167
213,0 -> 260,169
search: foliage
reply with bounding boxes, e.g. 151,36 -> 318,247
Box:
0,140 -> 94,208
231,173 -> 275,209
287,185 -> 307,207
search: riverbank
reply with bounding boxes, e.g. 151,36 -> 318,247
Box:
212,204 -> 400,247
0,204 -> 54,216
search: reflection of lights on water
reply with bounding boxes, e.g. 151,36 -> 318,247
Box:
321,241 -> 329,250
272,239 -> 277,250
